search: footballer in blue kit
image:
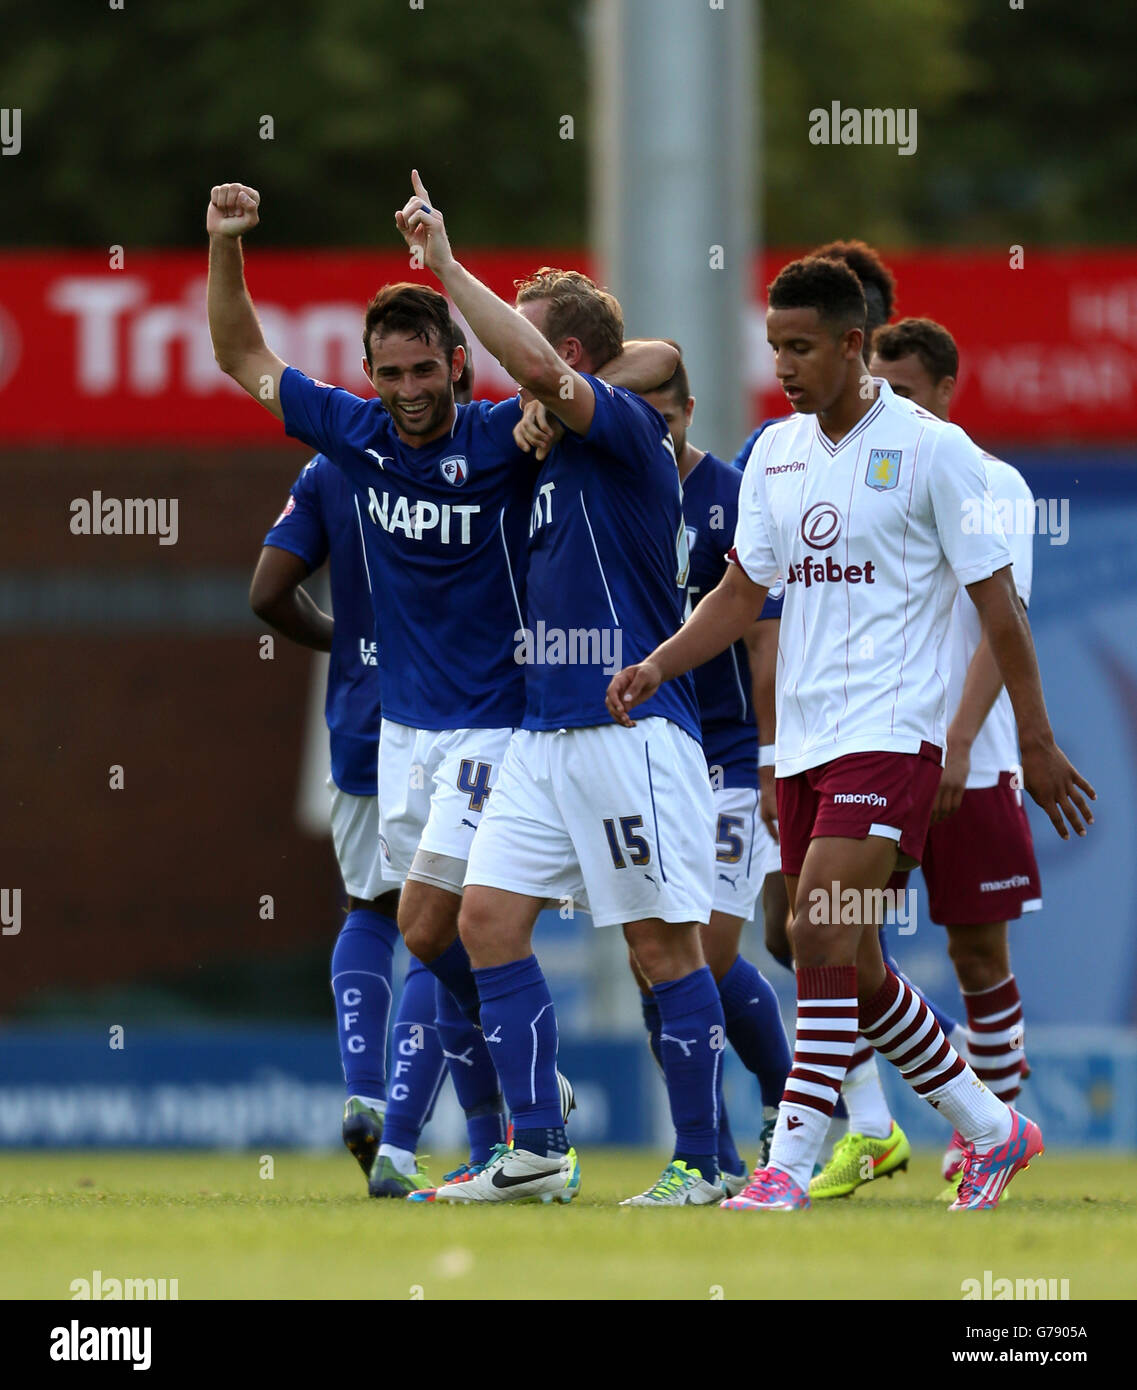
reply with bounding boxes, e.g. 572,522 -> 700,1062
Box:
394,171 -> 728,1207
207,178 -> 680,1201
252,447 -> 511,1198
206,181 -> 526,1197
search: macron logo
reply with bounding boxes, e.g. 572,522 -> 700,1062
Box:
832,792 -> 888,807
980,875 -> 1031,892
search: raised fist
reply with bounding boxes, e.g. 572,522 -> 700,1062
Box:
207,183 -> 261,239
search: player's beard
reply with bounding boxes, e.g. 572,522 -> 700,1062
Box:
391,388 -> 452,439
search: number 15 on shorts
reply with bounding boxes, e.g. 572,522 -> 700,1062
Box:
603,815 -> 651,869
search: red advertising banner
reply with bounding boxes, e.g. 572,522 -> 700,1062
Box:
1,248 -> 1136,445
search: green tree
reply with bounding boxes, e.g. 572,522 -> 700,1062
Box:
1,0 -> 1131,249
762,0 -> 1137,248
0,0 -> 589,247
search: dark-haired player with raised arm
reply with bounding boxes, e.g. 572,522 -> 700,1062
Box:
205,181 -> 674,1196
248,335 -> 513,1199
608,256 -> 1094,1211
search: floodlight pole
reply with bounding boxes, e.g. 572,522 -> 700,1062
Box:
592,0 -> 757,459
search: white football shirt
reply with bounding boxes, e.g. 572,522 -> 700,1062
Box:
732,379 -> 1012,777
945,453 -> 1034,787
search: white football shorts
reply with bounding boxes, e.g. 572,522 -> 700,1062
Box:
710,785 -> 780,920
377,720 -> 515,884
328,779 -> 393,900
464,717 -> 716,929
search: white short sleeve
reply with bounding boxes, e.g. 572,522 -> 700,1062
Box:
928,424 -> 1013,588
730,436 -> 780,586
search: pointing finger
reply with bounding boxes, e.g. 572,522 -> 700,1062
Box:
411,168 -> 433,208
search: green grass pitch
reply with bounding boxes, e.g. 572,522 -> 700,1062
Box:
2,1150 -> 1134,1300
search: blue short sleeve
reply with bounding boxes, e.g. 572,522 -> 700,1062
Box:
578,373 -> 665,469
280,367 -> 376,490
263,456 -> 330,571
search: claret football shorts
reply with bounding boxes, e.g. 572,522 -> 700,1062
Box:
921,770 -> 1042,925
776,741 -> 944,876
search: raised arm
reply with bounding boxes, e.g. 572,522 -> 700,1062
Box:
597,340 -> 680,395
396,171 -> 644,437
207,183 -> 287,420
606,561 -> 769,726
965,566 -> 1094,838
514,336 -> 680,460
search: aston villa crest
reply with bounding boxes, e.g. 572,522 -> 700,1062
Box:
866,448 -> 902,491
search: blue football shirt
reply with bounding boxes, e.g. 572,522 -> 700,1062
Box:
280,368 -> 533,731
263,455 -> 381,797
682,452 -> 782,787
521,374 -> 700,740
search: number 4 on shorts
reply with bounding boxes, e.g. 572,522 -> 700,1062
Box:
457,759 -> 492,812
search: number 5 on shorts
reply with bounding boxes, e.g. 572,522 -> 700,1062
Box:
603,815 -> 650,869
715,814 -> 744,863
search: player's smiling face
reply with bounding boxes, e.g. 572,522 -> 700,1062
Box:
767,307 -> 856,415
363,328 -> 459,444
